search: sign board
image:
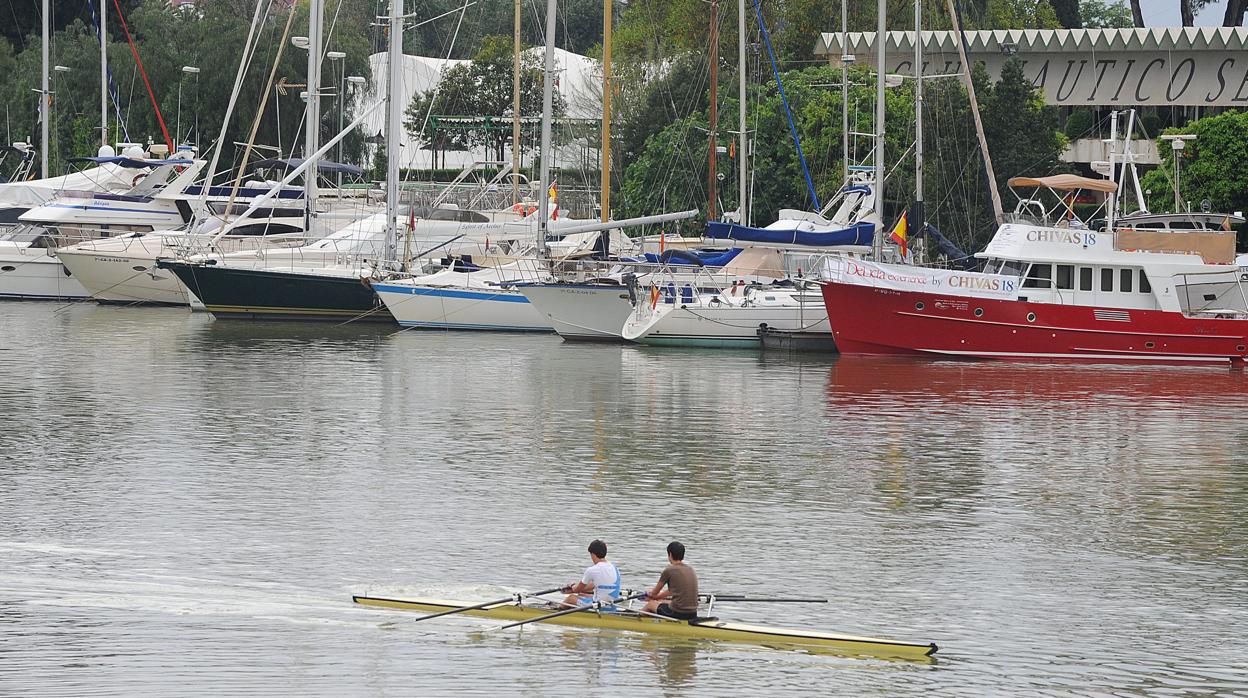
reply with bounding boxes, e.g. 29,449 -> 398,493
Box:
819,28 -> 1248,107
822,258 -> 1020,299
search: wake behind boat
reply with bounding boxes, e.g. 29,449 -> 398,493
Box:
351,593 -> 938,659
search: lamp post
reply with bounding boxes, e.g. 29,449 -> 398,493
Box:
327,51 -> 346,189
177,65 -> 200,151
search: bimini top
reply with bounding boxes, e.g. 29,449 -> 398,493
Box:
69,156 -> 194,168
252,158 -> 364,177
1007,174 -> 1118,193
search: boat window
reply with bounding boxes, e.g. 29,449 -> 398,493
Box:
1000,260 -> 1027,277
1079,267 -> 1093,291
1023,264 -> 1052,289
983,258 -> 1000,274
1101,267 -> 1114,292
1056,265 -> 1074,290
1139,269 -> 1152,293
1120,268 -> 1134,293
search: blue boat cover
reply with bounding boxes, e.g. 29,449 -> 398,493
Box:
641,247 -> 743,266
68,156 -> 194,168
706,220 -> 875,247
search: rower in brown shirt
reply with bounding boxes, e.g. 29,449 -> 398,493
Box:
642,541 -> 699,620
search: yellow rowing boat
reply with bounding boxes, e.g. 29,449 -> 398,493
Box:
352,595 -> 938,659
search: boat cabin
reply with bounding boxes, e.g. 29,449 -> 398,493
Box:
977,175 -> 1247,316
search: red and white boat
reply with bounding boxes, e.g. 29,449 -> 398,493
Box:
820,174 -> 1248,365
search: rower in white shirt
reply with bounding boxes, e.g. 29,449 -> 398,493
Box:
560,539 -> 621,609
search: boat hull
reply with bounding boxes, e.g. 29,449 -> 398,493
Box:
160,261 -> 393,322
518,283 -> 633,341
820,280 -> 1248,364
629,295 -> 831,349
373,282 -> 553,332
0,248 -> 90,300
56,245 -> 190,306
353,595 -> 937,659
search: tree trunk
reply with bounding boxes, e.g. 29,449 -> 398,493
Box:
1180,0 -> 1195,26
1224,0 -> 1246,26
1130,0 -> 1145,26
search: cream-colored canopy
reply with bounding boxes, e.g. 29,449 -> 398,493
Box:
1007,174 -> 1118,193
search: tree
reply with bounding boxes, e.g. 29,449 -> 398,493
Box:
1141,111 -> 1248,219
1079,0 -> 1135,28
1051,0 -> 1083,27
404,35 -> 562,162
981,58 -> 1064,210
1129,0 -> 1145,26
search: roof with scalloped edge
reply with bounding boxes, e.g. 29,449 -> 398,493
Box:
816,27 -> 1248,56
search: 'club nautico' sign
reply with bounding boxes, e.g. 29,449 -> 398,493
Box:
817,28 -> 1248,107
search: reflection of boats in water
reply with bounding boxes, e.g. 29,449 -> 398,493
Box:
825,355 -> 1248,406
353,595 -> 937,659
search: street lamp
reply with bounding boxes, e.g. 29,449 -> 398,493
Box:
327,51 -> 346,180
177,65 -> 200,151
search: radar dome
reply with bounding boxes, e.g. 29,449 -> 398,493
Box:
97,144 -> 116,158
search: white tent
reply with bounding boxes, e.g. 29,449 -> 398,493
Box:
358,48 -> 604,171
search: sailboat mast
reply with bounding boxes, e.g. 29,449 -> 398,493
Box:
384,0 -> 404,266
100,0 -> 107,147
913,0 -> 924,247
537,0 -> 557,256
840,0 -> 848,183
305,0 -> 324,215
737,0 -> 747,225
872,0 -> 886,257
601,0 -> 612,223
512,0 -> 521,205
707,0 -> 719,222
41,0 -> 49,176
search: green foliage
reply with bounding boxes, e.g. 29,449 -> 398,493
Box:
981,58 -> 1063,197
0,0 -> 375,173
1050,0 -> 1083,27
1064,107 -> 1096,140
404,35 -> 563,161
982,0 -> 1063,28
1142,111 -> 1248,218
1079,0 -> 1135,27
403,0 -> 614,59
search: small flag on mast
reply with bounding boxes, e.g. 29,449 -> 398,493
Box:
890,211 -> 909,258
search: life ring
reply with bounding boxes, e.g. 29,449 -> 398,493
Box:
510,202 -> 537,217
131,172 -> 147,188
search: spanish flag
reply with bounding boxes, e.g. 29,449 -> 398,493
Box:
890,211 -> 908,258
548,181 -> 559,220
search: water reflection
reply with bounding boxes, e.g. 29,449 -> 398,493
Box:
2,305 -> 1248,695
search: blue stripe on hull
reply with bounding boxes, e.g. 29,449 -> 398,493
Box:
373,284 -> 531,303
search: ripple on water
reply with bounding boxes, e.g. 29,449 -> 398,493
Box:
1,304 -> 1247,695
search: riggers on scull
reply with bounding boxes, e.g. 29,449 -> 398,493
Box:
352,595 -> 938,659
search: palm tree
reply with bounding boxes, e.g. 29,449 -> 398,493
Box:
1130,0 -> 1144,26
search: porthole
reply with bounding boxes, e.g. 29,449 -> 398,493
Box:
974,308 -> 984,317
1145,341 -> 1155,349
1238,345 -> 1246,352
0,265 -> 15,272
915,301 -> 925,311
132,265 -> 147,272
1026,312 -> 1037,322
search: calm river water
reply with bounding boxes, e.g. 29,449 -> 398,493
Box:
1,303 -> 1247,696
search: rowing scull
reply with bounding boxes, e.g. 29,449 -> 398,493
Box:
352,594 -> 938,659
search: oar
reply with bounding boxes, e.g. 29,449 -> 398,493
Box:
496,591 -> 648,631
411,587 -> 564,623
702,595 -> 829,603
